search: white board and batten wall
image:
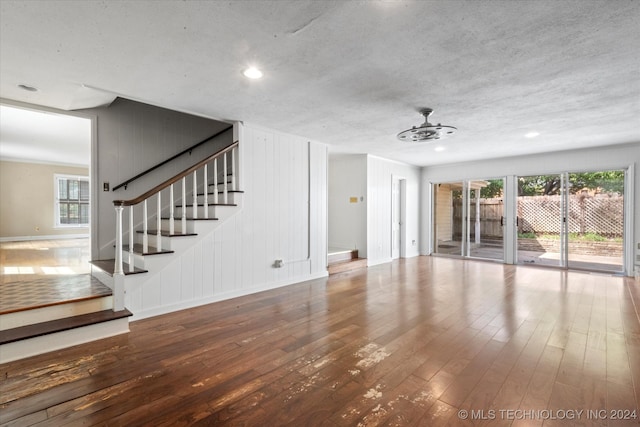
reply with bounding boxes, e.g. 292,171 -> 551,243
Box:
121,122 -> 328,320
367,155 -> 421,266
420,142 -> 640,276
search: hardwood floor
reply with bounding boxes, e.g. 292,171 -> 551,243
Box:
1,257 -> 639,426
0,238 -> 91,282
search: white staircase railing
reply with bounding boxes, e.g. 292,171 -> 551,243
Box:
111,142 -> 239,309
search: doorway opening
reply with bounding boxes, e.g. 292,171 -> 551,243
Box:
0,103 -> 93,309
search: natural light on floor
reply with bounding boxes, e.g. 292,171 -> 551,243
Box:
3,266 -> 77,275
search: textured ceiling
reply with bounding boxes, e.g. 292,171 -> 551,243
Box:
1,0 -> 638,167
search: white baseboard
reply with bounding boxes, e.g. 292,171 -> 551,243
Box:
129,270 -> 329,322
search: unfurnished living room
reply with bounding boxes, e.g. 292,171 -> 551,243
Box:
0,1 -> 639,426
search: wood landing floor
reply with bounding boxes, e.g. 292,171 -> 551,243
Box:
1,257 -> 639,426
0,239 -> 111,314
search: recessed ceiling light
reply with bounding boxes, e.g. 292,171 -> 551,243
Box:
17,84 -> 39,92
242,67 -> 263,79
524,131 -> 540,138
434,146 -> 446,152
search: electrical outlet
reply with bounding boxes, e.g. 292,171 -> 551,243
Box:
103,182 -> 110,191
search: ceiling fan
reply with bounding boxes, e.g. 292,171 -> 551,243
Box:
397,108 -> 456,142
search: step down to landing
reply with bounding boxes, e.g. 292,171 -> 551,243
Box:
328,249 -> 367,275
90,259 -> 148,276
328,258 -> 368,275
0,309 -> 132,345
0,309 -> 132,363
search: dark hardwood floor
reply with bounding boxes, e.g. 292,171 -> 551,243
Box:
1,257 -> 639,426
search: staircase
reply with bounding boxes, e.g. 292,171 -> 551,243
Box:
0,141 -> 241,363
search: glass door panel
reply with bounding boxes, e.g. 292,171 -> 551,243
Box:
516,174 -> 563,267
566,170 -> 625,272
468,179 -> 504,261
433,179 -> 504,261
433,182 -> 464,256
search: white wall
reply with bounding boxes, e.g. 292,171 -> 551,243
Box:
0,161 -> 89,239
420,142 -> 640,275
328,154 -> 367,256
367,155 -> 421,266
124,123 -> 328,319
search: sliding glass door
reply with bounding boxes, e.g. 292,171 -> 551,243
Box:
433,182 -> 464,256
566,171 -> 625,272
468,180 -> 504,260
516,170 -> 624,273
517,174 -> 564,267
433,178 -> 504,261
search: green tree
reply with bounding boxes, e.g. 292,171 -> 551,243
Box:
518,171 -> 624,196
480,179 -> 503,198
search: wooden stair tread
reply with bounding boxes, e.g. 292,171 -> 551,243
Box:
90,259 -> 148,276
123,244 -> 174,256
0,309 -> 133,345
161,217 -> 218,221
135,230 -> 197,237
203,189 -> 244,193
176,203 -> 237,207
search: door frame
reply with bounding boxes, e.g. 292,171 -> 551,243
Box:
0,99 -> 96,256
391,175 -> 407,259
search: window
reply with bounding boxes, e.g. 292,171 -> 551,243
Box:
55,175 -> 89,227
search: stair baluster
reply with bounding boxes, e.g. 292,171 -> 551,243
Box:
181,177 -> 187,234
169,184 -> 175,235
192,170 -> 198,219
223,152 -> 228,204
203,164 -> 209,219
143,200 -> 149,253
214,158 -> 219,204
156,191 -> 162,251
128,206 -> 134,272
231,147 -> 236,191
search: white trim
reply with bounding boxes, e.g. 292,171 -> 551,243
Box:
0,234 -> 89,242
624,163 -> 635,276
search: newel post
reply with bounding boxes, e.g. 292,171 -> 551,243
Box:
113,203 -> 125,311
114,204 -> 124,275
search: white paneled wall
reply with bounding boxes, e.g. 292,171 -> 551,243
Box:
124,123 -> 328,320
366,155 -> 421,266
